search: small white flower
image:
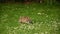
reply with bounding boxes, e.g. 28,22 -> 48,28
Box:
39,24 -> 41,27
28,25 -> 34,30
54,25 -> 57,28
46,15 -> 48,17
45,31 -> 48,34
14,27 -> 18,29
37,13 -> 41,15
47,24 -> 50,27
41,22 -> 43,24
41,32 -> 44,34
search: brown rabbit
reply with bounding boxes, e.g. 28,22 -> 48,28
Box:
19,16 -> 32,24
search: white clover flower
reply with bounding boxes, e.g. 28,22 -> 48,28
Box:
37,13 -> 41,15
41,32 -> 44,34
28,25 -> 34,30
14,27 -> 18,30
45,31 -> 48,34
46,15 -> 48,17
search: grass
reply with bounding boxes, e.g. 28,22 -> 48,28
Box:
0,3 -> 60,34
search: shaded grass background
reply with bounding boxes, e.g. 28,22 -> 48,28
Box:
0,3 -> 60,34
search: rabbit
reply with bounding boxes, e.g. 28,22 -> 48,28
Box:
19,16 -> 32,24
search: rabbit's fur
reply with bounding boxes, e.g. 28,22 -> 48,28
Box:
19,16 -> 32,24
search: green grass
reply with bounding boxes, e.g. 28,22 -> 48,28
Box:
0,3 -> 60,34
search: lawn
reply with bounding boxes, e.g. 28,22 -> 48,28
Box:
0,3 -> 60,34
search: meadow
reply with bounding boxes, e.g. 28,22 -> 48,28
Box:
0,3 -> 60,34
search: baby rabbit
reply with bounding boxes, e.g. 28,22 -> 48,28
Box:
19,16 -> 32,24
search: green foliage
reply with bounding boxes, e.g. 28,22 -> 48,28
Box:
0,3 -> 60,34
